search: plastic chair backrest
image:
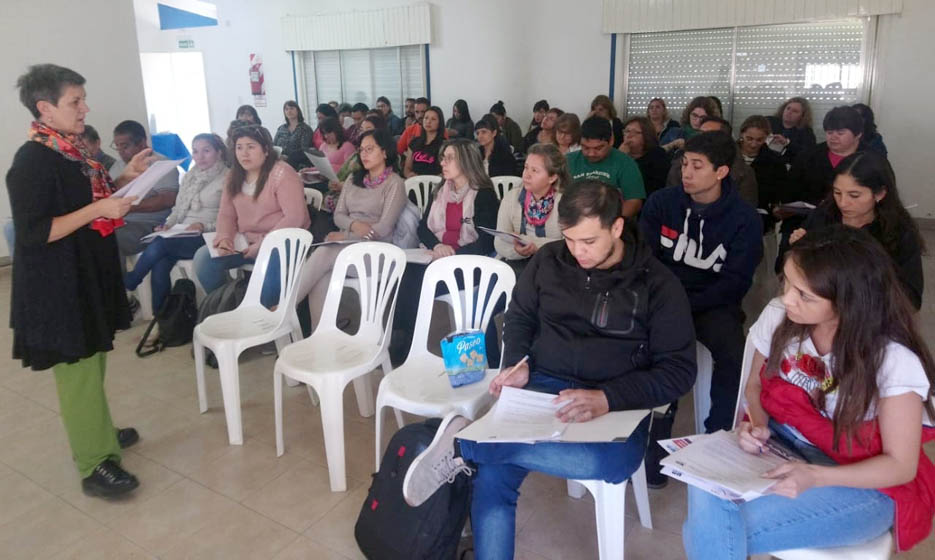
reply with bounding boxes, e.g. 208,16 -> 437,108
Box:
304,188 -> 323,210
318,242 -> 407,349
408,255 -> 515,360
490,175 -> 523,201
404,175 -> 441,212
240,228 -> 314,319
731,335 -> 760,429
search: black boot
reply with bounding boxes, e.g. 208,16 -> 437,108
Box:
117,427 -> 139,449
81,459 -> 140,498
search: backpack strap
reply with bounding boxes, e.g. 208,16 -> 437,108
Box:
135,315 -> 165,358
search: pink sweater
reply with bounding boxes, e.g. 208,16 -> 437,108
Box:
215,161 -> 311,257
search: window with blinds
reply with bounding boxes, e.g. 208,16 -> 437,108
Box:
300,45 -> 424,126
624,19 -> 870,134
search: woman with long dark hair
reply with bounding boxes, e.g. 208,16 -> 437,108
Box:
318,117 -> 355,173
684,225 -> 935,558
446,99 -> 474,139
273,100 -> 314,168
852,103 -> 888,157
312,103 -> 338,149
295,128 -> 406,330
490,100 -> 524,154
788,151 -> 924,309
474,114 -> 515,177
403,106 -> 445,178
192,125 -> 310,307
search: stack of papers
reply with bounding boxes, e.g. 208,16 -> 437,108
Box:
304,149 -> 339,183
111,158 -> 186,204
777,201 -> 816,215
202,232 -> 250,258
659,430 -> 800,502
141,224 -> 201,243
456,387 -> 649,444
478,226 -> 529,246
404,248 -> 434,264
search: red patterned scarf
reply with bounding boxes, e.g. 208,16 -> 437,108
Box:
28,121 -> 123,236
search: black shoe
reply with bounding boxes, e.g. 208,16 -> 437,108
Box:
81,459 -> 140,498
117,427 -> 139,449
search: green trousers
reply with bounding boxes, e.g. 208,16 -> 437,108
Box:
52,352 -> 121,478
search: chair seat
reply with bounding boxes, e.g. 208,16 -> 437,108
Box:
197,305 -> 290,345
382,362 -> 498,418
773,530 -> 892,560
277,330 -> 385,379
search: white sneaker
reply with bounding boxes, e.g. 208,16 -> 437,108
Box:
403,412 -> 474,507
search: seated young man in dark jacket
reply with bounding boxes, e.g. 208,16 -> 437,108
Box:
640,131 -> 762,433
403,179 -> 697,559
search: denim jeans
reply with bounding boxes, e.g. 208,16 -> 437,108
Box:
125,235 -> 204,311
192,244 -> 281,308
683,485 -> 893,559
457,372 -> 651,560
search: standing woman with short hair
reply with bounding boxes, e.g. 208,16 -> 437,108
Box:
7,64 -> 156,497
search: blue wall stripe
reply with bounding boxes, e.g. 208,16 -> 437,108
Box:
158,3 -> 218,30
291,52 -> 298,103
424,44 -> 431,102
609,33 -> 617,100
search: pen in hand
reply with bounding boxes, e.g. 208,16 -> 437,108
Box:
744,403 -> 766,455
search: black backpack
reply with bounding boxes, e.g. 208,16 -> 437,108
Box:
136,278 -> 198,357
355,418 -> 472,560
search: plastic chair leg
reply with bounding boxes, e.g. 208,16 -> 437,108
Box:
394,408 -> 405,429
567,480 -> 588,499
592,481 -> 627,560
274,369 -> 285,456
374,404 -> 385,472
631,461 -> 653,529
317,379 -> 348,492
352,373 -> 375,417
215,350 -> 244,445
194,341 -> 208,413
306,383 -> 319,406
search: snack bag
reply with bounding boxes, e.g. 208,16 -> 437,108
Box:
440,330 -> 488,387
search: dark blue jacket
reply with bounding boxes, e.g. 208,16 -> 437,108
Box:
639,178 -> 763,313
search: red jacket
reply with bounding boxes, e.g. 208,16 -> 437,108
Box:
760,372 -> 935,551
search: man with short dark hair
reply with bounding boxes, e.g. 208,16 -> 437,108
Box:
345,102 -> 369,144
111,120 -> 180,267
402,179 -> 696,558
566,117 -> 646,217
397,97 -> 431,155
666,115 -> 758,209
376,96 -> 404,135
640,131 -> 762,433
403,97 -> 417,127
81,125 -> 117,172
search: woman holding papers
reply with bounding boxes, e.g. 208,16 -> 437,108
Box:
494,143 -> 568,274
192,125 -> 310,307
124,133 -> 228,311
318,117 -> 355,173
6,64 -> 157,497
683,225 -> 935,558
295,129 -> 406,331
788,151 -> 923,310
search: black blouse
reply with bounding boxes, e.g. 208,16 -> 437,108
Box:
6,142 -> 131,370
409,135 -> 444,176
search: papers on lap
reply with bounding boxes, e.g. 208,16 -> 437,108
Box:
111,158 -> 185,204
659,430 -> 802,502
202,232 -> 249,258
140,224 -> 201,243
304,149 -> 339,183
456,387 -> 649,444
477,226 -> 529,246
404,248 -> 434,264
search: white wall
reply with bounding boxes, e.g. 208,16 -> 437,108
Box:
131,0 -> 614,139
0,0 -> 148,257
872,0 -> 935,218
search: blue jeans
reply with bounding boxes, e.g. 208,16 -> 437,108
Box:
192,244 -> 281,308
125,235 -> 205,311
457,372 -> 651,560
683,485 -> 893,559
3,220 -> 14,257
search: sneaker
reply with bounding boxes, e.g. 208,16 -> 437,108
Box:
403,412 -> 473,507
117,427 -> 139,449
81,459 -> 140,498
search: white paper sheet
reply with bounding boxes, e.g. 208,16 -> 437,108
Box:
202,232 -> 250,258
111,158 -> 185,205
404,248 -> 434,264
304,149 -> 339,183
477,226 -> 529,246
140,224 -> 201,243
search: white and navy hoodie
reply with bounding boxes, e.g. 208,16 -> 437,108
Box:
638,177 -> 763,313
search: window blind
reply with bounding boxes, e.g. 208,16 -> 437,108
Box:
624,19 -> 869,134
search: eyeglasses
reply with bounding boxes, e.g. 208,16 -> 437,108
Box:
690,112 -> 707,120
110,141 -> 134,151
623,128 -> 642,136
359,145 -> 381,155
441,154 -> 456,163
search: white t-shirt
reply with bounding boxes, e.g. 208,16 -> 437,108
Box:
750,298 -> 933,424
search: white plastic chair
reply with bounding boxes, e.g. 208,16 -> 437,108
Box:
728,334 -> 892,559
304,187 -> 323,210
404,175 -> 441,213
374,255 -> 515,469
490,175 -> 523,201
193,228 -> 314,445
274,242 -> 407,491
694,342 -> 714,433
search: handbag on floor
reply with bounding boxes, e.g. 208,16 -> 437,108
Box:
355,418 -> 471,560
136,278 -> 198,357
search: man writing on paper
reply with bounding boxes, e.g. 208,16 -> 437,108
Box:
403,179 -> 697,559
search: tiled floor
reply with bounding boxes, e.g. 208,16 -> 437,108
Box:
1,232 -> 935,559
